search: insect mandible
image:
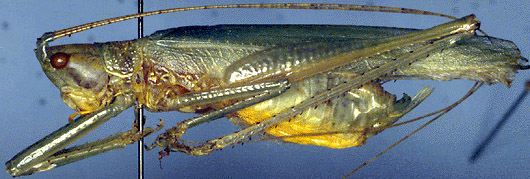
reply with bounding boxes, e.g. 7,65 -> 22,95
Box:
3,1 -> 524,178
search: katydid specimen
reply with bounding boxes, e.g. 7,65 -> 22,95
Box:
4,3 -> 528,178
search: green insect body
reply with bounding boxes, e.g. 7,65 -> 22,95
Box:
5,3 -> 527,177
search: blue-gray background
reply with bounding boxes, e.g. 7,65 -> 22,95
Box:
1,0 -> 529,178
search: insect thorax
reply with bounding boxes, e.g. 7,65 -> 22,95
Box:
121,44 -> 227,113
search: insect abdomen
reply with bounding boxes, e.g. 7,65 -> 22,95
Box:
232,73 -> 420,148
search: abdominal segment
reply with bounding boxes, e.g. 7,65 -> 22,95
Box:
231,73 -> 416,149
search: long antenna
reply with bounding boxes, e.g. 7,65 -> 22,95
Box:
37,3 -> 457,43
136,1 -> 145,179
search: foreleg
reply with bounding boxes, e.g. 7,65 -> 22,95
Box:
6,94 -> 134,176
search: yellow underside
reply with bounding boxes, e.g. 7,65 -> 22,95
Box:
235,108 -> 367,149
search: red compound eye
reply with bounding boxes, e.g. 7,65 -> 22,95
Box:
50,52 -> 70,69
